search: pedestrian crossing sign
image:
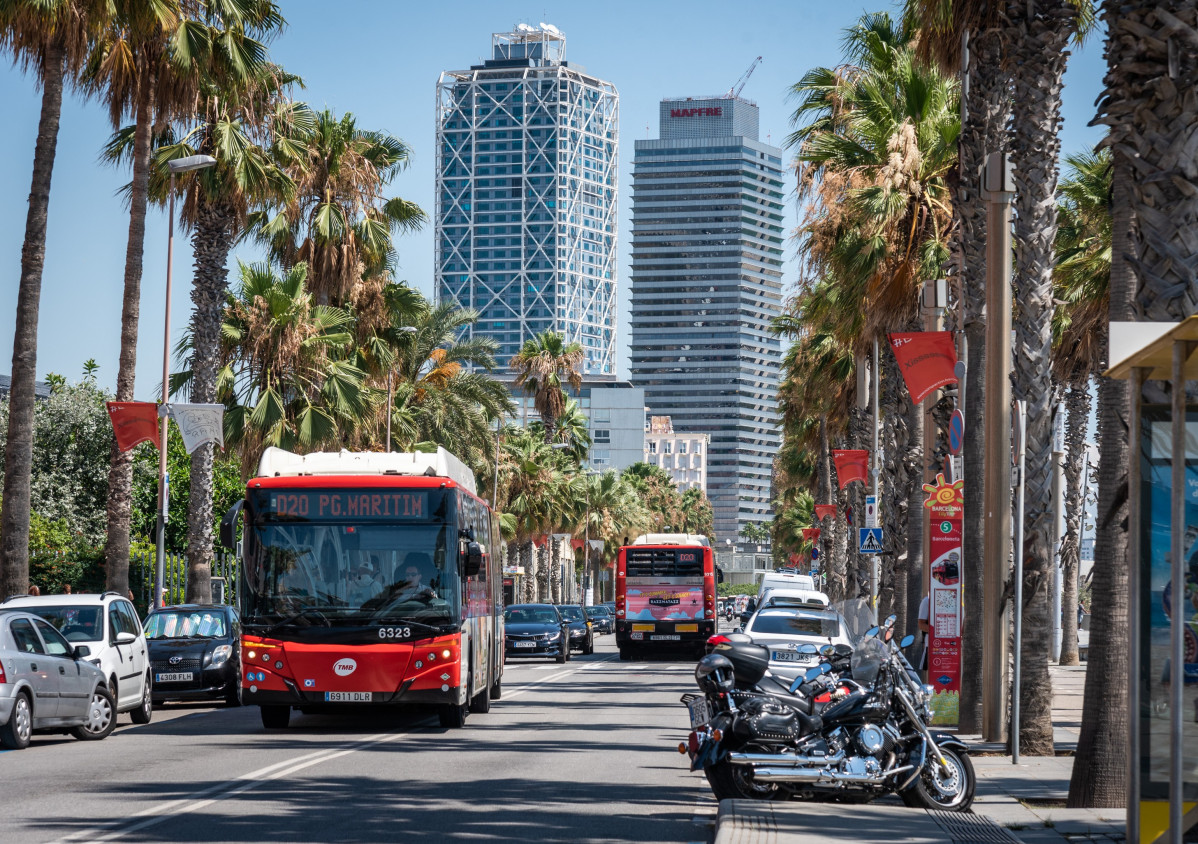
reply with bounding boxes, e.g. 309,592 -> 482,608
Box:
858,527 -> 884,554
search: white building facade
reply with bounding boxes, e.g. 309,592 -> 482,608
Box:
644,416 -> 708,492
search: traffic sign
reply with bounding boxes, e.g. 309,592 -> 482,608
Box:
864,495 -> 878,528
858,527 -> 884,554
948,409 -> 964,456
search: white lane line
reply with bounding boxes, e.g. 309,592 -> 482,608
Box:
49,656 -> 619,842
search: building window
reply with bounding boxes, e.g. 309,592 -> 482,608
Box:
678,440 -> 688,454
648,441 -> 657,454
664,441 -> 673,454
592,429 -> 610,444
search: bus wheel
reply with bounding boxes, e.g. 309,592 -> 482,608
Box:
618,646 -> 630,661
439,702 -> 468,728
260,705 -> 290,729
489,675 -> 502,700
469,674 -> 491,714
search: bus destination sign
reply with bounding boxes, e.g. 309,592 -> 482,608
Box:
266,490 -> 429,520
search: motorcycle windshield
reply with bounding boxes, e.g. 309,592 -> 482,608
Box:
831,598 -> 878,642
850,637 -> 888,687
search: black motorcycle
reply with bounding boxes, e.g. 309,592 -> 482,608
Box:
679,615 -> 975,811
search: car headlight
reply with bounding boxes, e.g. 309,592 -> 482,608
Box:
570,628 -> 584,637
210,644 -> 233,666
545,632 -> 561,642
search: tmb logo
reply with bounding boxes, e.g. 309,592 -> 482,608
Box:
333,658 -> 357,676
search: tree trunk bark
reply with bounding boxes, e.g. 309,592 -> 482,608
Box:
1008,0 -> 1074,756
1,40 -> 65,598
880,352 -> 909,624
184,203 -> 236,604
104,78 -> 155,597
1058,381 -> 1088,666
904,388 -> 924,640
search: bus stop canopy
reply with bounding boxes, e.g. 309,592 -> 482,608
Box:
1105,316 -> 1198,380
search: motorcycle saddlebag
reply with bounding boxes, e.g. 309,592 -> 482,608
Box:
712,640 -> 771,685
732,695 -> 801,743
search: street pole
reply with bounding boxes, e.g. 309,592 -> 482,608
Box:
386,371 -> 392,452
982,151 -> 1014,742
154,172 -> 175,611
872,337 -> 880,609
1050,402 -> 1065,659
1012,400 -> 1026,763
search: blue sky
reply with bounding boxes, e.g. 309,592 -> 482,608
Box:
0,1 -> 1107,393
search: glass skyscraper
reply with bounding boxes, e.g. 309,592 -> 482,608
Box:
629,96 -> 784,545
435,25 -> 619,377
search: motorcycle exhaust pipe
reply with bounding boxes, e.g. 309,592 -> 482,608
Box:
728,751 -> 844,768
750,764 -> 914,785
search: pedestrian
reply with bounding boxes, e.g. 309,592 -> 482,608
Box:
28,585 -> 40,596
917,593 -> 931,680
63,583 -> 72,595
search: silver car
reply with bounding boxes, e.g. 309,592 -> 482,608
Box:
742,605 -> 853,685
0,609 -> 116,749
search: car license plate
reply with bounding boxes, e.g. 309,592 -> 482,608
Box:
155,672 -> 193,683
513,641 -> 536,648
687,697 -> 711,728
772,651 -> 805,662
676,624 -> 698,633
324,691 -> 372,702
652,634 -> 681,641
630,632 -> 643,640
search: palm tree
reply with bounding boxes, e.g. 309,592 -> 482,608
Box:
206,260 -> 366,477
495,428 -> 562,602
544,398 -> 591,463
252,107 -> 426,308
1052,149 -> 1110,667
0,0 -> 106,597
509,331 -> 584,442
163,56 -> 304,603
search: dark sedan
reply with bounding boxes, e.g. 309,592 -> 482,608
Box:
584,605 -> 613,635
143,605 -> 241,706
556,604 -> 594,655
504,604 -> 569,663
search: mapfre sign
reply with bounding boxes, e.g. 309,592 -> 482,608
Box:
670,106 -> 722,118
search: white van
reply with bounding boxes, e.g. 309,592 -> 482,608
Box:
756,571 -> 817,601
759,587 -> 830,609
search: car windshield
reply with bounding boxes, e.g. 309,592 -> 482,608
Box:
558,606 -> 585,622
505,607 -> 559,624
584,607 -> 609,618
24,605 -> 102,641
749,610 -> 843,638
144,611 -> 228,639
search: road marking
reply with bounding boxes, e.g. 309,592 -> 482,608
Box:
47,654 -> 620,843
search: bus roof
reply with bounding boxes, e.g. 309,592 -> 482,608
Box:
629,533 -> 710,547
255,446 -> 477,495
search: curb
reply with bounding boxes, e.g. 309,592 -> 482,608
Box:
713,800 -> 777,844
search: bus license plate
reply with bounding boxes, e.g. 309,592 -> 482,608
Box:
652,634 -> 680,641
630,632 -> 643,640
155,672 -> 193,683
325,691 -> 372,702
688,697 -> 711,728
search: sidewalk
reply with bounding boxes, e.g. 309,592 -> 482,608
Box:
712,664 -> 1127,844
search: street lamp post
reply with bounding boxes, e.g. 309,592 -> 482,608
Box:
155,155 -> 216,610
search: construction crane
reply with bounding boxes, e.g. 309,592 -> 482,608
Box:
725,56 -> 762,99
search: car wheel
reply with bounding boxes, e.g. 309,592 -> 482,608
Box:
555,648 -> 568,664
0,691 -> 32,750
129,675 -> 153,724
260,705 -> 290,729
71,686 -> 116,741
584,638 -> 594,655
225,679 -> 243,708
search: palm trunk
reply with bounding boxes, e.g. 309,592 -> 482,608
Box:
0,39 -> 65,598
847,404 -> 870,598
1008,0 -> 1073,756
184,203 -> 236,604
818,416 -> 844,602
880,352 -> 909,622
957,24 -> 1008,737
1058,380 -> 1088,666
902,387 -> 923,640
104,79 -> 155,597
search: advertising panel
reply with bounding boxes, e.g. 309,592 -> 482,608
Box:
923,473 -> 964,725
624,582 -> 706,622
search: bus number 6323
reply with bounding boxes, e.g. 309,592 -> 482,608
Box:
378,627 -> 412,639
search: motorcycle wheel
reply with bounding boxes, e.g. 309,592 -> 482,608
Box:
704,746 -> 780,801
900,746 -> 975,811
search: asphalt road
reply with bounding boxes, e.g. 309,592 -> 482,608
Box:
0,634 -> 716,844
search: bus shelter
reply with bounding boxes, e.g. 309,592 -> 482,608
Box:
1107,317 -> 1198,844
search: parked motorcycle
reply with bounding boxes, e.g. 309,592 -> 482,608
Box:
678,611 -> 975,811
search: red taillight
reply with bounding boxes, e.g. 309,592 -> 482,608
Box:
0,662 -> 5,684
707,634 -> 731,647
687,731 -> 700,754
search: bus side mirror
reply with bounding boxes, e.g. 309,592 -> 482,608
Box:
219,500 -> 244,553
464,541 -> 484,577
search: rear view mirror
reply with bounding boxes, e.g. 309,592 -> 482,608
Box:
799,643 -> 818,654
464,541 -> 484,577
803,664 -> 825,682
73,645 -> 91,660
115,632 -> 137,645
219,500 -> 244,552
865,626 -> 879,638
900,634 -> 915,648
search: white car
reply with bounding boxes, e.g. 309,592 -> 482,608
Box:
758,587 -> 829,609
2,593 -> 152,725
742,605 -> 853,685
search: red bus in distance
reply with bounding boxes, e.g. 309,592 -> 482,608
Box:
615,534 -> 715,659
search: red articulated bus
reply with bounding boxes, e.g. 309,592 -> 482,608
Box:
614,534 -> 716,660
219,447 -> 503,729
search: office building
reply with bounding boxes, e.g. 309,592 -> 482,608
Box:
629,96 -> 784,546
512,379 -> 645,473
435,24 -> 619,377
644,416 -> 708,493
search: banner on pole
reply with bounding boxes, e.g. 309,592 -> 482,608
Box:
889,331 -> 959,404
801,528 -> 821,543
166,403 -> 225,454
106,402 -> 160,452
923,472 -> 964,725
814,504 -> 837,522
832,449 -> 869,488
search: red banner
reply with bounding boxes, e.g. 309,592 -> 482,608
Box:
801,528 -> 821,543
832,449 -> 868,489
106,402 -> 160,452
923,473 -> 964,711
814,504 -> 837,521
888,331 -> 958,404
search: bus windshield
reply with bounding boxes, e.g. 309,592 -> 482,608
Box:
242,520 -> 458,628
